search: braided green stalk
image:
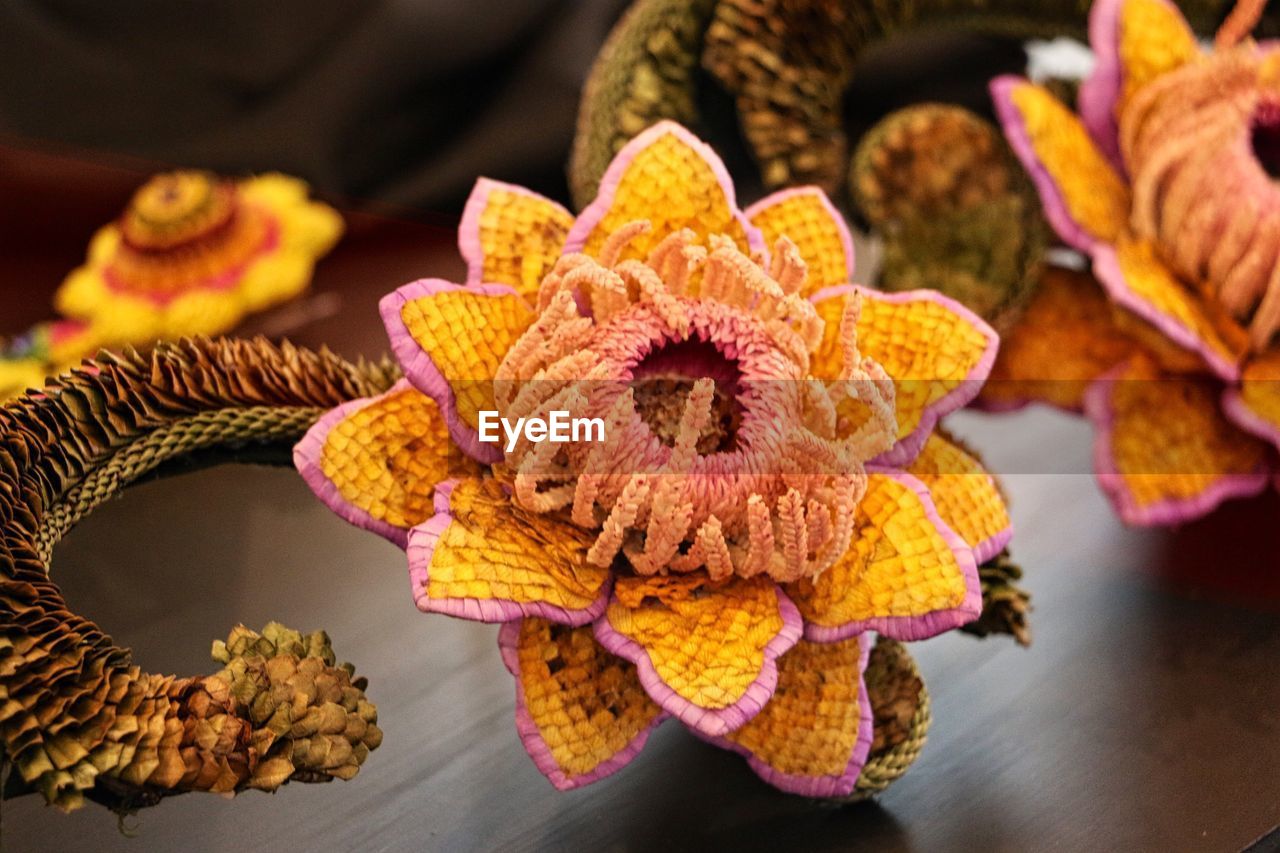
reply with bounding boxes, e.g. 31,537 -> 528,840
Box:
847,638 -> 931,801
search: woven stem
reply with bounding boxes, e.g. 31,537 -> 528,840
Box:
34,406 -> 324,565
847,637 -> 931,800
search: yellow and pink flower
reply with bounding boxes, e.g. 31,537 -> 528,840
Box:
40,170 -> 341,376
294,122 -> 1009,796
989,0 -> 1280,525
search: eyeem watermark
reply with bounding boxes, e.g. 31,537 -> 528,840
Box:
477,410 -> 606,453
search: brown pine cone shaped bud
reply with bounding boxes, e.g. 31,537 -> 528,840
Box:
962,551 -> 1032,646
211,622 -> 383,791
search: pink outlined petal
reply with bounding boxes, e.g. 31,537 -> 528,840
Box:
1092,244 -> 1241,383
694,634 -> 873,799
744,185 -> 856,286
293,379 -> 428,549
458,177 -> 572,287
591,584 -> 803,739
1077,0 -> 1128,170
380,278 -> 521,465
1083,368 -> 1271,526
563,120 -> 767,258
498,621 -> 668,791
406,480 -> 611,626
801,469 -> 983,644
811,285 -> 1000,469
991,75 -> 1102,256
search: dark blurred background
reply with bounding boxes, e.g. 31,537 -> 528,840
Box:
0,0 -> 1032,217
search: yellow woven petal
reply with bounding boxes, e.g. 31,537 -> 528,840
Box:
392,285 -> 535,431
747,188 -> 853,296
571,123 -> 754,262
982,266 -> 1139,411
997,79 -> 1131,247
596,574 -> 799,735
307,383 -> 471,534
461,180 -> 574,302
907,434 -> 1012,563
1088,354 -> 1270,524
812,289 -> 994,449
788,472 -> 978,642
1116,0 -> 1200,104
718,636 -> 870,798
411,477 -> 610,623
1099,236 -> 1245,378
501,619 -> 663,789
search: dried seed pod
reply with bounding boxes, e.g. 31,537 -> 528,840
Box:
851,104 -> 1048,332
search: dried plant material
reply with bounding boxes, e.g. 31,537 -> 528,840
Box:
961,551 -> 1032,646
992,0 -> 1280,525
298,121 -> 1019,799
570,0 -> 1262,207
0,337 -> 392,811
851,105 -> 1048,332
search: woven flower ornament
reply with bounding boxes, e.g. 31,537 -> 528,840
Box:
988,0 -> 1280,525
2,170 -> 342,398
295,122 -> 1009,797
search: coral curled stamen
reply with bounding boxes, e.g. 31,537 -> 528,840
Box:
493,221 -> 896,584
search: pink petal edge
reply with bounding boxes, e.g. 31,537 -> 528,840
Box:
971,509 -> 1016,566
497,620 -> 669,791
379,278 -> 517,465
405,479 -> 612,626
292,378 -> 420,549
809,284 -> 1000,469
802,469 -> 982,643
1077,0 -> 1128,171
458,178 -> 572,285
591,584 -> 803,739
1082,367 -> 1271,526
990,75 -> 1102,256
1222,387 -> 1280,452
743,186 -> 856,283
692,633 -> 874,799
562,120 -> 767,259
1091,244 -> 1241,383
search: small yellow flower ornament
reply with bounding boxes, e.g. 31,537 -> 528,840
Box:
1,170 -> 341,398
295,122 -> 1011,796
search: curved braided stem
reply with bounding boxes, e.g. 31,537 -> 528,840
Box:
0,337 -> 397,812
34,406 -> 325,564
571,0 -> 1271,206
848,637 -> 931,800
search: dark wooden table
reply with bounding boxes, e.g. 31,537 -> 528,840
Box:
3,143 -> 1280,853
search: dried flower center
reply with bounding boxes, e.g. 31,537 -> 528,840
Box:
1122,48 -> 1280,350
630,338 -> 743,453
492,222 -> 897,583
